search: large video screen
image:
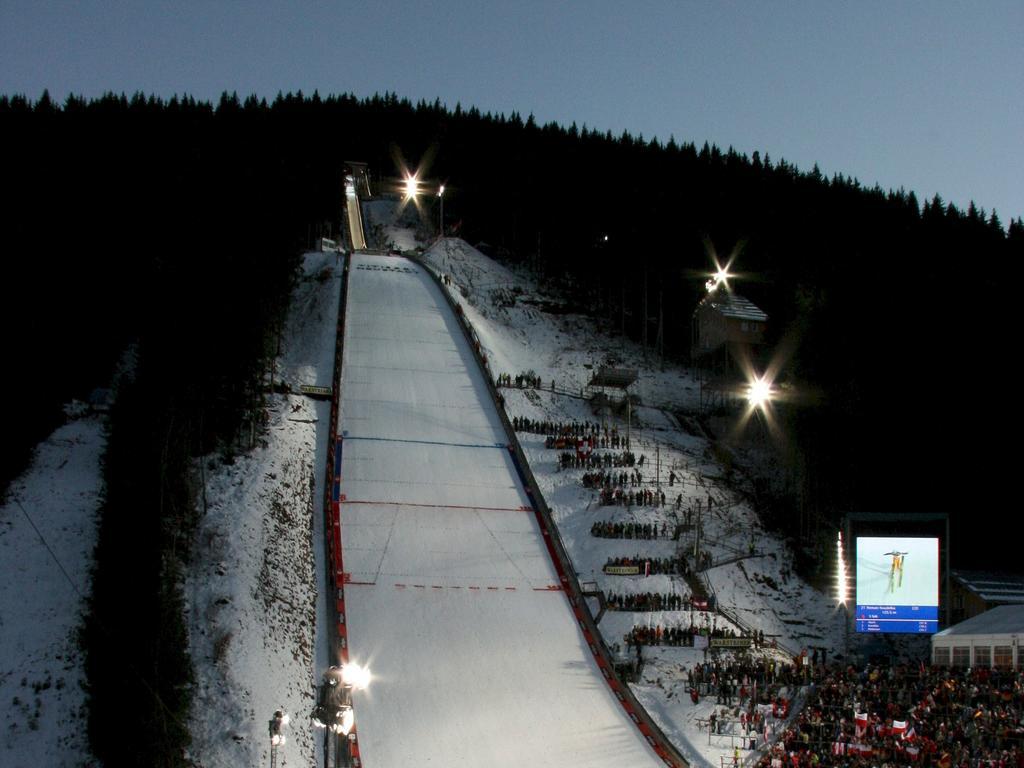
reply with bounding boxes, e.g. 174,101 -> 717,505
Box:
855,537 -> 939,633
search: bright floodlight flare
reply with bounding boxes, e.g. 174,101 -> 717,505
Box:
836,531 -> 849,605
340,661 -> 371,690
706,258 -> 734,292
746,376 -> 773,408
404,174 -> 419,198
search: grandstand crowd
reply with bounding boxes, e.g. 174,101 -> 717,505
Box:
754,662 -> 1024,768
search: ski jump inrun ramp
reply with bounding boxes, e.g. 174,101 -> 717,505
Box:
335,252 -> 667,767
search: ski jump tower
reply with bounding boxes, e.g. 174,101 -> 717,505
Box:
344,161 -> 370,250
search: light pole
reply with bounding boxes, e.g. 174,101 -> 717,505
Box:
313,663 -> 371,767
268,710 -> 289,768
836,531 -> 850,662
438,184 -> 445,237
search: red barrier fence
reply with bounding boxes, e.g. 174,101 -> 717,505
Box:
322,254 -> 363,765
415,254 -> 689,768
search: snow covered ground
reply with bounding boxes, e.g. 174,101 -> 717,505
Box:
0,207 -> 854,768
0,414 -> 105,768
418,235 -> 847,767
184,251 -> 341,767
362,198 -> 427,253
337,252 -> 665,767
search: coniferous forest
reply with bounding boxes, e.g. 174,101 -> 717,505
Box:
1,91 -> 1021,764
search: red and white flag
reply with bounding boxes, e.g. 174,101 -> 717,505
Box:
892,719 -> 907,736
903,724 -> 917,741
855,712 -> 868,738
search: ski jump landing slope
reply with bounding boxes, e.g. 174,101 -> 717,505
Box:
338,252 -> 663,767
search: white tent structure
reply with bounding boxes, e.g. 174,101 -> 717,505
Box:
931,604 -> 1024,668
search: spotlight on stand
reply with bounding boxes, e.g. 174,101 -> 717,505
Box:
403,174 -> 419,198
745,375 -> 774,409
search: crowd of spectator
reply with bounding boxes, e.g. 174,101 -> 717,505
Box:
595,486 -> 668,507
591,520 -> 672,540
755,662 -> 1024,768
627,623 -> 756,650
690,655 -> 798,701
606,590 -> 687,611
626,623 -> 701,648
581,467 -> 645,487
562,450 -> 636,471
512,415 -> 601,438
498,371 -> 547,389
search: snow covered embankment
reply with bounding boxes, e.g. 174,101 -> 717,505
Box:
0,416 -> 105,768
185,252 -> 340,767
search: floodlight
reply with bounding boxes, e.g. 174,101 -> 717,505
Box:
746,376 -> 773,407
340,661 -> 372,690
836,531 -> 849,605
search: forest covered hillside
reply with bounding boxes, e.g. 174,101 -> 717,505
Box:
1,89 -> 1019,763
4,90 -> 1021,556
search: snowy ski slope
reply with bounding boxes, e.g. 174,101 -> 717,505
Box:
337,252 -> 663,767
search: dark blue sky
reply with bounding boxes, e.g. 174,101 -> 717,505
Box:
3,1 -> 1021,221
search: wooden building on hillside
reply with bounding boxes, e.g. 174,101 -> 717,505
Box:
691,289 -> 768,410
692,289 -> 768,360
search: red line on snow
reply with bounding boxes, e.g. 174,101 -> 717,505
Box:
384,582 -> 561,592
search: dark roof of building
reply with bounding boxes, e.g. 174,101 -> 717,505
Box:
588,367 -> 638,389
952,570 -> 1024,604
934,604 -> 1024,638
696,290 -> 768,322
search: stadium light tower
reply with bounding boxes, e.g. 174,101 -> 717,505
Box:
835,531 -> 849,606
836,531 -> 851,661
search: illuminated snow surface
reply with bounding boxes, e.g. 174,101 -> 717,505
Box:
338,252 -> 664,766
418,234 -> 849,768
2,212 -> 858,768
